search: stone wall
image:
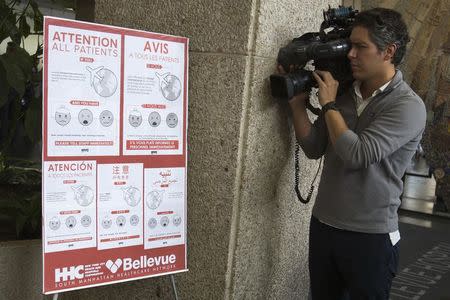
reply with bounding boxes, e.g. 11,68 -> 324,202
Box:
93,1 -> 336,299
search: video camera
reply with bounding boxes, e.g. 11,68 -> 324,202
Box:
270,6 -> 358,105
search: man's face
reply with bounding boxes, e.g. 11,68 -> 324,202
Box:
347,26 -> 389,82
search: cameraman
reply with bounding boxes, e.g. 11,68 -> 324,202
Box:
281,8 -> 426,299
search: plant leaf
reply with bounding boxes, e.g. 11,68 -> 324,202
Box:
0,198 -> 21,210
8,16 -> 22,45
0,2 -> 10,43
0,205 -> 20,217
29,193 -> 41,231
33,44 -> 43,58
0,59 -> 10,108
24,108 -> 42,143
30,1 -> 43,33
24,96 -> 42,143
0,55 -> 26,96
19,16 -> 31,39
5,43 -> 33,82
0,5 -> 18,44
0,94 -> 21,153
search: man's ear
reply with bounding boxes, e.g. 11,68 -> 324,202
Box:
384,43 -> 398,63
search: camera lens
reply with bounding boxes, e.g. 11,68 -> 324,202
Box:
270,70 -> 313,100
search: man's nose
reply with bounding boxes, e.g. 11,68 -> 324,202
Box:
347,47 -> 356,59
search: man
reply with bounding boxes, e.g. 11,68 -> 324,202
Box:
283,8 -> 426,299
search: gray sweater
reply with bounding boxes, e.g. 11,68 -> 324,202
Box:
299,70 -> 426,233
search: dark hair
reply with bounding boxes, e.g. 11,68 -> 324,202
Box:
353,8 -> 410,66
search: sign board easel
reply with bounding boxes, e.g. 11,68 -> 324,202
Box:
42,16 -> 189,295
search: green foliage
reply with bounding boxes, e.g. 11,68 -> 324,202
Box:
0,156 -> 41,239
0,156 -> 41,184
0,0 -> 43,153
0,0 -> 43,240
0,0 -> 75,240
0,184 -> 41,239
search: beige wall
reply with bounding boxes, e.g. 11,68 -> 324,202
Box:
0,1 -> 341,299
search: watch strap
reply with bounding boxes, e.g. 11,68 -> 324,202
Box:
322,101 -> 339,115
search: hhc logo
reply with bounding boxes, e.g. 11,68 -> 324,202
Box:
55,265 -> 84,282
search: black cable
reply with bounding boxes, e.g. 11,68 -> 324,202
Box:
306,100 -> 321,116
294,142 -> 322,204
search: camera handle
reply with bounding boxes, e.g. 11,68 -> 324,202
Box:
294,142 -> 322,204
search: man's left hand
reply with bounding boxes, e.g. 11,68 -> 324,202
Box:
312,70 -> 339,106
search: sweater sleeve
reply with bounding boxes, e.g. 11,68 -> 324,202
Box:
298,113 -> 328,159
334,95 -> 426,169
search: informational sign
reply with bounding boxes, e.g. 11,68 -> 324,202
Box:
42,17 -> 188,294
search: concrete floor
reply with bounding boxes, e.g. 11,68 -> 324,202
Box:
392,153 -> 450,299
391,210 -> 450,300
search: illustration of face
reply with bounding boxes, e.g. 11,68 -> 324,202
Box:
49,217 -> 61,230
55,108 -> 71,126
99,110 -> 114,127
148,217 -> 157,229
65,216 -> 77,229
102,216 -> 112,229
81,215 -> 92,227
130,215 -> 139,226
148,111 -> 161,127
116,215 -> 126,227
160,216 -> 170,227
173,215 -> 182,227
78,109 -> 93,126
129,110 -> 142,127
166,113 -> 178,128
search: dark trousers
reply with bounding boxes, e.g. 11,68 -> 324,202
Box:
309,216 -> 399,300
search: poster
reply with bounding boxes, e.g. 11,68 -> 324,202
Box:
43,161 -> 97,253
46,26 -> 121,157
123,35 -> 185,156
144,168 -> 186,249
42,17 -> 188,294
97,163 -> 143,250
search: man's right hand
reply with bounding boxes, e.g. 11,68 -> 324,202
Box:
276,64 -> 312,139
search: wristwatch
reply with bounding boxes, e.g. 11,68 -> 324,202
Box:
321,101 -> 339,115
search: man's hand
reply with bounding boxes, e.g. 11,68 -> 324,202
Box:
276,64 -> 309,105
312,70 -> 348,146
312,70 -> 339,106
276,63 -> 312,139
288,92 -> 310,110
